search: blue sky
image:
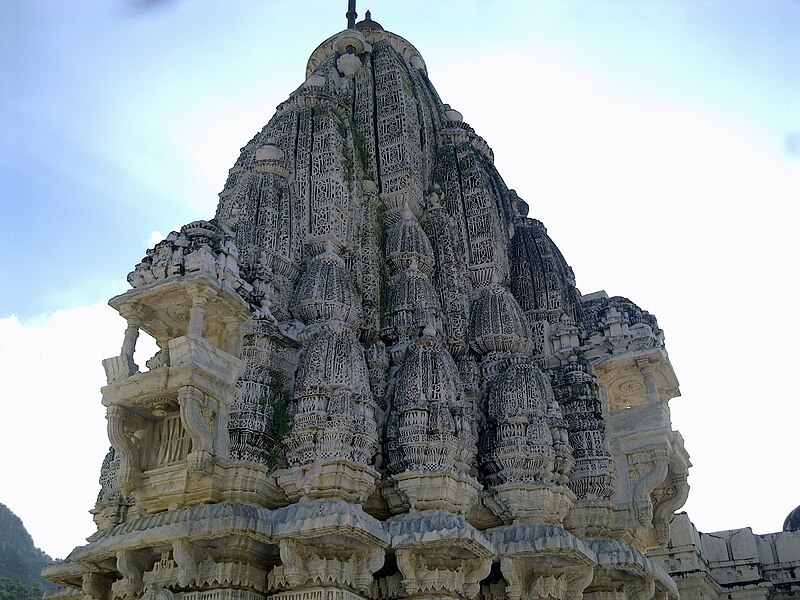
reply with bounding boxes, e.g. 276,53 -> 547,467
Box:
1,0 -> 798,558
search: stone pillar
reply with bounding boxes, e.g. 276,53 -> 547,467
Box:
188,292 -> 209,338
223,315 -> 242,356
120,319 -> 140,358
102,316 -> 141,382
637,359 -> 660,404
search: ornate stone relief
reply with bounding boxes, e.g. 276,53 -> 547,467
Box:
46,16 -> 694,600
552,363 -> 617,504
383,322 -> 480,514
468,274 -> 533,374
277,242 -> 380,502
388,510 -> 494,599
480,360 -> 575,524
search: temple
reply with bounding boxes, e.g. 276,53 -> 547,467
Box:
43,11 -> 799,600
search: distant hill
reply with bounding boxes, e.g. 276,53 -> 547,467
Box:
0,502 -> 55,599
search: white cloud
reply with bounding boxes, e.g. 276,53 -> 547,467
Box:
146,230 -> 166,248
0,304 -> 156,558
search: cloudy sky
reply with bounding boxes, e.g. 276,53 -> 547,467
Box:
1,0 -> 798,559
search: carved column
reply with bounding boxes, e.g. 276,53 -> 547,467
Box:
187,291 -> 209,338
120,319 -> 140,358
637,360 -> 659,404
102,316 -> 141,382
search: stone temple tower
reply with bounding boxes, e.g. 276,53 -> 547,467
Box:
44,12 -> 699,600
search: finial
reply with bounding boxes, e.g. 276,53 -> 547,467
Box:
401,201 -> 414,222
346,0 -> 357,29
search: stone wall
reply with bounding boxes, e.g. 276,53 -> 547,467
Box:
649,513 -> 800,600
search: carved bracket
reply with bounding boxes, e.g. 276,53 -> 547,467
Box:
272,537 -> 384,594
651,470 -> 690,546
82,571 -> 113,600
500,556 -> 593,600
106,406 -> 141,495
628,448 -> 669,527
111,548 -> 148,599
397,547 -> 492,599
179,385 -> 216,471
624,577 -> 656,600
173,539 -> 213,588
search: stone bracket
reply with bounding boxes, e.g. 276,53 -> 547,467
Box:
270,537 -> 384,594
396,547 -> 492,599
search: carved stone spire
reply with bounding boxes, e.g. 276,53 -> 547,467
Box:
49,15 -> 696,600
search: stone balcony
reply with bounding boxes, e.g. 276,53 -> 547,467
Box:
98,273 -> 257,513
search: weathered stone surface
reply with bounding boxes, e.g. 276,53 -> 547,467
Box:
649,513 -> 800,600
44,12 -> 799,600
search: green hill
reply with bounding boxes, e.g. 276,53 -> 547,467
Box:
0,502 -> 55,599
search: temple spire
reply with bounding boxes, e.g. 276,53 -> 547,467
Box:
346,0 -> 357,29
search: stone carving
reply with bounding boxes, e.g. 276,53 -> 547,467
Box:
581,296 -> 665,361
484,366 -> 562,483
44,13 -> 721,600
91,446 -> 132,534
96,446 -> 121,503
82,571 -> 113,600
106,405 -> 142,495
386,204 -> 435,276
509,217 -> 581,326
389,510 -> 494,599
385,327 -> 475,473
385,325 -> 479,514
468,274 -> 533,373
552,363 -> 616,503
111,548 -> 147,599
382,258 -> 443,352
289,242 -> 362,327
268,538 -> 382,593
278,242 -> 380,502
500,563 -> 594,600
128,221 -> 248,296
283,326 -> 375,467
141,589 -> 174,600
420,193 -> 472,359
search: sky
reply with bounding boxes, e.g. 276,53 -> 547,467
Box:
1,0 -> 799,559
